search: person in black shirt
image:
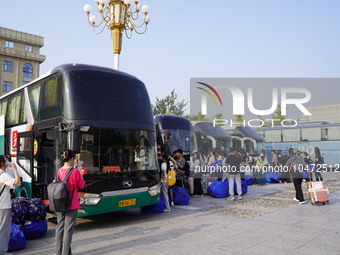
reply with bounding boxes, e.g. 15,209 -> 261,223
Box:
226,147 -> 244,200
284,148 -> 308,204
310,147 -> 324,181
278,151 -> 290,183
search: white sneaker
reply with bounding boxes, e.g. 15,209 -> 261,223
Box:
293,198 -> 299,202
227,196 -> 235,200
171,201 -> 175,206
164,208 -> 171,212
299,201 -> 306,204
237,195 -> 242,200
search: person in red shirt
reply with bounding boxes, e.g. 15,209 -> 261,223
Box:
55,150 -> 85,255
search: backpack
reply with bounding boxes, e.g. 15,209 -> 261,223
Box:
47,168 -> 75,212
166,168 -> 176,187
300,151 -> 313,164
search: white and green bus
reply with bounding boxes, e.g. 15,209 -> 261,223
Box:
0,63 -> 160,217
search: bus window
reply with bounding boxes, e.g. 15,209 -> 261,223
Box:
28,83 -> 41,120
80,134 -> 94,171
264,130 -> 281,142
327,127 -> 340,140
39,76 -> 62,120
282,129 -> 300,142
301,127 -> 321,141
20,93 -> 27,124
258,130 -> 264,138
0,99 -> 8,116
6,93 -> 21,127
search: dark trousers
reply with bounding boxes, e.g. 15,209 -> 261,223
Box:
293,174 -> 304,202
281,171 -> 291,183
193,178 -> 203,195
56,209 -> 78,255
314,171 -> 323,181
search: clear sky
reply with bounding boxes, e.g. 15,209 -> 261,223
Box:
1,0 -> 339,113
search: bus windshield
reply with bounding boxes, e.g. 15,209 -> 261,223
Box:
79,128 -> 157,175
163,128 -> 197,154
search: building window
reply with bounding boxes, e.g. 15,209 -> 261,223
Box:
23,63 -> 33,78
3,81 -> 12,92
5,41 -> 14,48
4,61 -> 13,72
22,81 -> 29,86
25,45 -> 33,52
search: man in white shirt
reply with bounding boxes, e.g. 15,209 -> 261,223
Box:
0,155 -> 21,255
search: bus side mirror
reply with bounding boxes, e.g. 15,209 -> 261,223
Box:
67,131 -> 81,153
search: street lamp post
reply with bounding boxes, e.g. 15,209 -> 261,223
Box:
84,0 -> 150,70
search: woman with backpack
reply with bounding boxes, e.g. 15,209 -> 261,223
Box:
55,150 -> 85,255
0,155 -> 21,255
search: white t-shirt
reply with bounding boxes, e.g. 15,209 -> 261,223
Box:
0,170 -> 15,209
161,162 -> 167,183
6,167 -> 16,190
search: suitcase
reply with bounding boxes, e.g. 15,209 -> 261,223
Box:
307,181 -> 329,205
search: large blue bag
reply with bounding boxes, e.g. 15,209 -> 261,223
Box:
27,198 -> 46,222
141,197 -> 165,214
266,171 -> 282,183
234,180 -> 248,195
172,186 -> 190,205
302,171 -> 309,180
208,180 -> 229,198
244,175 -> 254,186
23,220 -> 48,240
11,198 -> 29,226
8,224 -> 26,252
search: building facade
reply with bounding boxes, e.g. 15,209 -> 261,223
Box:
299,104 -> 340,123
0,27 -> 45,95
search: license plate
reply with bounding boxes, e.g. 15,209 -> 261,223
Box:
119,199 -> 136,207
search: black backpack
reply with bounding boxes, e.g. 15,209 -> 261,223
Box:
47,168 -> 75,212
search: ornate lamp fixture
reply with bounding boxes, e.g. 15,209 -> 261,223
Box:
84,0 -> 150,70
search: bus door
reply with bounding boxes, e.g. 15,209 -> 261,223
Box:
35,128 -> 61,199
17,131 -> 34,197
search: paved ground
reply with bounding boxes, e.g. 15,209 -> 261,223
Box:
14,173 -> 340,255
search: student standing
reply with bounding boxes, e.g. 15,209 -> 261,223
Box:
160,154 -> 171,211
191,152 -> 203,196
310,147 -> 324,181
284,148 -> 307,204
226,148 -> 243,200
278,151 -> 290,183
55,150 -> 85,255
0,155 -> 21,255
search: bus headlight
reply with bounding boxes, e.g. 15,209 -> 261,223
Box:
148,184 -> 161,197
79,193 -> 102,206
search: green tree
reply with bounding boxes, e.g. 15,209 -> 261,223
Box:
258,104 -> 286,127
271,104 -> 284,126
152,89 -> 188,116
215,113 -> 223,119
186,112 -> 210,121
234,114 -> 244,123
258,115 -> 269,127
